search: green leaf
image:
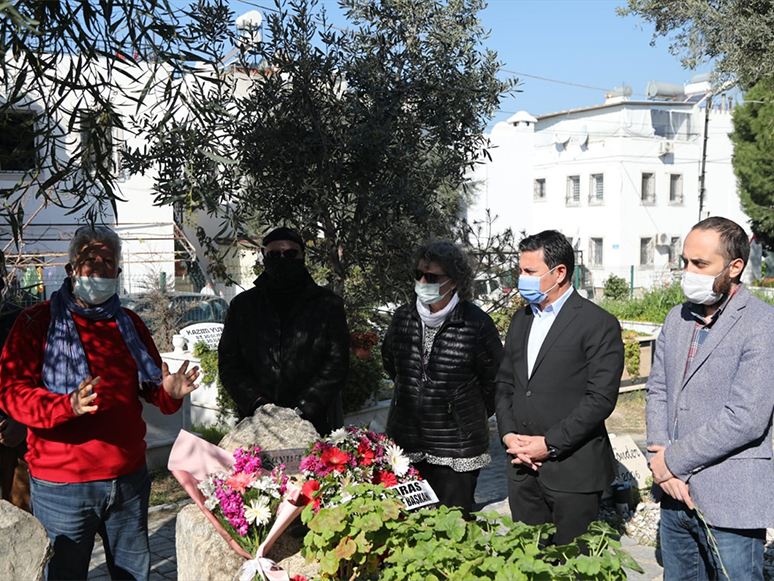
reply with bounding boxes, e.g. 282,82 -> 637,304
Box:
574,555 -> 602,576
319,552 -> 339,575
307,506 -> 347,533
334,536 -> 357,560
615,548 -> 645,573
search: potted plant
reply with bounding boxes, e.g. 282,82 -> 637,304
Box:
350,331 -> 378,360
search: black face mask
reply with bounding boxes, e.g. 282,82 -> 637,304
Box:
263,255 -> 308,288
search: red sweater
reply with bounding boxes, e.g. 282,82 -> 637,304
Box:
0,302 -> 182,482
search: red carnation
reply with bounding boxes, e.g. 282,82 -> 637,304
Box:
374,471 -> 398,487
321,447 -> 350,473
357,442 -> 375,466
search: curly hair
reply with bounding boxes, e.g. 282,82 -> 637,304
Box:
413,240 -> 474,300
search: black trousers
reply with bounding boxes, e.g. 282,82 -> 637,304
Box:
508,473 -> 601,545
414,460 -> 480,520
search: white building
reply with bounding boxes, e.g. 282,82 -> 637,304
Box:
468,82 -> 753,294
0,56 -> 179,299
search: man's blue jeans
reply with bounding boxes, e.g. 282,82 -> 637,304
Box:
660,496 -> 765,581
30,465 -> 151,581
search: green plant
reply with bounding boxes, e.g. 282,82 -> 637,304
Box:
190,422 -> 229,445
192,341 -> 238,422
302,485 -> 644,581
622,331 -> 641,378
343,347 -> 386,414
380,507 -> 644,580
599,282 -> 684,324
489,294 -> 526,339
603,274 -> 630,301
301,483 -> 403,580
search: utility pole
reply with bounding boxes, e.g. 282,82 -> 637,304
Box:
698,79 -> 736,221
698,95 -> 711,222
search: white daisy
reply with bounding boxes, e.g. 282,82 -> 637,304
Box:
244,497 -> 272,526
385,443 -> 410,477
328,427 -> 348,444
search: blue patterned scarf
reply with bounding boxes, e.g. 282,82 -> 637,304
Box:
42,279 -> 163,395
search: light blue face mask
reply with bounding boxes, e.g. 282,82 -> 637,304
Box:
73,275 -> 118,306
517,266 -> 558,304
415,280 -> 452,305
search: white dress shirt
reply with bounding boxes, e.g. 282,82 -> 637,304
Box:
527,286 -> 574,378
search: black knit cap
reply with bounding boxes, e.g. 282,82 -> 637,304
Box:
262,226 -> 304,249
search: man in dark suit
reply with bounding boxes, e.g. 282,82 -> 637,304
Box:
495,230 -> 624,544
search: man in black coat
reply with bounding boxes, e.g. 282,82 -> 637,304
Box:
495,230 -> 624,544
218,227 -> 349,435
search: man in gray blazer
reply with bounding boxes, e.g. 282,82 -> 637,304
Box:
647,217 -> 774,581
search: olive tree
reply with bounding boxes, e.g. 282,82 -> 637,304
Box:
0,0 -> 226,235
618,0 -> 774,88
125,0 -> 514,304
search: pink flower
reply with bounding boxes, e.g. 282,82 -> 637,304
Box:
232,447 -> 263,474
225,471 -> 255,494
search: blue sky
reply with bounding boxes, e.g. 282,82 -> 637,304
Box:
226,0 -> 704,126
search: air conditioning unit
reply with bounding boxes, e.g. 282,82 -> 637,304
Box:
657,233 -> 670,245
658,141 -> 673,156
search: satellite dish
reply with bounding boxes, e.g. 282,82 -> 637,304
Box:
576,125 -> 589,146
553,133 -> 570,145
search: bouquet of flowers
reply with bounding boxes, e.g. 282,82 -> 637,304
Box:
168,431 -> 310,581
196,446 -> 289,555
299,426 -> 421,509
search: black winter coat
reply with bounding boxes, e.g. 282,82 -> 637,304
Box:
382,299 -> 504,458
218,272 -> 349,435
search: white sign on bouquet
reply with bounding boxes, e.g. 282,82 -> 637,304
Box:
389,480 -> 439,511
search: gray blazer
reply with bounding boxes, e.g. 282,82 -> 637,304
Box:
646,284 -> 774,529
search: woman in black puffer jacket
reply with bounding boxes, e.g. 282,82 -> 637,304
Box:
382,240 -> 503,519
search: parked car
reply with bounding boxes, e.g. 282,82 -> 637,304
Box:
122,292 -> 229,327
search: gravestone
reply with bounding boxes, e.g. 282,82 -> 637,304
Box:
0,500 -> 52,581
218,404 -> 319,455
610,434 -> 650,489
178,322 -> 224,350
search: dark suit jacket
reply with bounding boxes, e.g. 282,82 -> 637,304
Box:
495,289 -> 624,493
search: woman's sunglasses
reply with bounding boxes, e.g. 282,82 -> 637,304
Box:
265,249 -> 302,260
414,269 -> 449,284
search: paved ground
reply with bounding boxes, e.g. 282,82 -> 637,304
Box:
87,427 -> 663,581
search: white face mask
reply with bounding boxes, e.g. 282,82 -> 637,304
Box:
73,275 -> 118,306
681,266 -> 729,305
414,280 -> 452,305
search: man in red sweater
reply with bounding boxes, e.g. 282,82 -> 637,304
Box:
0,225 -> 199,581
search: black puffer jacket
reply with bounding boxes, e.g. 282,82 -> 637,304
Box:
218,272 -> 349,435
382,300 -> 503,458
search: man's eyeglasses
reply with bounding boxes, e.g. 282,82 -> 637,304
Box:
414,269 -> 449,284
265,248 -> 302,260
